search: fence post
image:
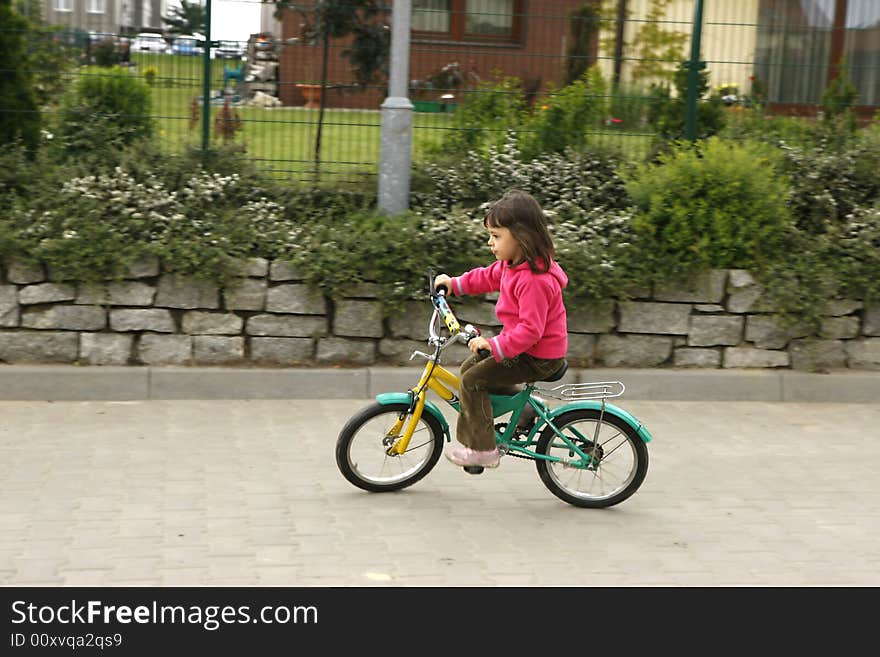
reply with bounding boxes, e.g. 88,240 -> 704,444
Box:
378,0 -> 413,214
612,0 -> 628,87
201,0 -> 213,157
684,0 -> 705,141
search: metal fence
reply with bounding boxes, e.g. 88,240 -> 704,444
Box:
4,0 -> 878,187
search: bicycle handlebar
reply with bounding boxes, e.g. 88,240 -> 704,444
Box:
426,269 -> 490,360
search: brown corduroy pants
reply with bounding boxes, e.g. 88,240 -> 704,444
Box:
456,352 -> 565,451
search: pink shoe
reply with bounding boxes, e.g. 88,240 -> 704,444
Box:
444,442 -> 500,468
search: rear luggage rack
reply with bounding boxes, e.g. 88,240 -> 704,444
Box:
538,381 -> 625,401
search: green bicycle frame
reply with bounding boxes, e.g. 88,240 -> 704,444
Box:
375,354 -> 651,467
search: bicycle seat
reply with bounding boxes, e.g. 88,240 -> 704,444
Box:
540,360 -> 568,382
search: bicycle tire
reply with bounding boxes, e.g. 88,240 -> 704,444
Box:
335,402 -> 445,493
535,408 -> 648,508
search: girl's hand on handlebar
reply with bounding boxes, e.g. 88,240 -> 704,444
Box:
468,336 -> 491,357
433,274 -> 452,294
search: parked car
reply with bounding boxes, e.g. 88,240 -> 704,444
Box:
88,31 -> 117,45
212,40 -> 245,60
132,32 -> 168,54
172,34 -> 202,56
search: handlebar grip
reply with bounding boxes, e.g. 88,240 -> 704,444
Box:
477,349 -> 491,360
435,283 -> 449,295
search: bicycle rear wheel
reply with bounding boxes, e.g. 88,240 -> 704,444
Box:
535,409 -> 648,508
335,402 -> 445,493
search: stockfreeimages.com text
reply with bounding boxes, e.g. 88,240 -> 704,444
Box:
11,600 -> 317,632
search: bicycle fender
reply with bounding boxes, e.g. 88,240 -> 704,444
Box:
375,392 -> 452,442
546,401 -> 653,443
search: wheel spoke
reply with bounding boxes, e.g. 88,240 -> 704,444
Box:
337,404 -> 443,492
536,410 -> 648,508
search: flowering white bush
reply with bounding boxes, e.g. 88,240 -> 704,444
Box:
411,133 -> 643,301
7,166 -> 300,283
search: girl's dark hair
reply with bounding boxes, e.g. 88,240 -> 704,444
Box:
483,189 -> 555,273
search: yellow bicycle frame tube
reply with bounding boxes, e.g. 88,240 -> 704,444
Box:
433,294 -> 460,334
388,359 -> 460,455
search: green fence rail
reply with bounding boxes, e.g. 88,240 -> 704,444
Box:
2,0 -> 878,187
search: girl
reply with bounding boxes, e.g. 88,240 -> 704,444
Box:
434,190 -> 568,469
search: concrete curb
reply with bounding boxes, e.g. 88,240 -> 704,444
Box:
0,365 -> 877,402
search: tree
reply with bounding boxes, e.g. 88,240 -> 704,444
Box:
564,2 -> 601,86
10,2 -> 80,110
0,0 -> 40,156
645,61 -> 724,153
820,57 -> 859,144
268,0 -> 390,181
602,0 -> 688,85
163,0 -> 208,36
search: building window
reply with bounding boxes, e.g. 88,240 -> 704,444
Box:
844,0 -> 880,106
87,0 -> 105,13
755,0 -> 834,104
413,0 -> 451,33
465,0 -> 513,37
755,0 -> 878,106
54,0 -> 72,11
413,0 -> 519,42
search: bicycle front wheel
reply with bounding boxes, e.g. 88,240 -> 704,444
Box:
335,402 -> 445,493
535,409 -> 648,508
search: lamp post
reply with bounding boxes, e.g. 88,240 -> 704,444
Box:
377,0 -> 413,214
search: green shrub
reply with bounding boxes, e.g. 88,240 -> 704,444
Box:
25,25 -> 80,110
756,228 -> 839,332
143,66 -> 159,86
835,204 -> 880,304
718,109 -> 817,149
553,207 -> 647,303
626,137 -> 793,277
414,132 -> 630,215
429,73 -> 526,158
819,58 -> 859,144
607,84 -> 651,131
412,133 -> 647,303
290,211 -> 435,310
55,68 -> 153,160
6,165 -> 273,285
91,38 -> 119,67
645,63 -> 725,151
0,1 -> 40,155
782,124 -> 880,234
520,66 -> 607,159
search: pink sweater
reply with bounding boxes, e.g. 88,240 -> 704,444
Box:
451,259 -> 569,362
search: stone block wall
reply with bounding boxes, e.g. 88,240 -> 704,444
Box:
1,259 -> 878,370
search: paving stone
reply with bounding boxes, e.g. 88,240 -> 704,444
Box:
0,376 -> 879,591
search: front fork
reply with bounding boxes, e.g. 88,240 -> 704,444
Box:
385,390 -> 428,456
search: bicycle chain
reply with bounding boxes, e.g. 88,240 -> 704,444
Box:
496,423 -> 537,461
496,423 -> 602,464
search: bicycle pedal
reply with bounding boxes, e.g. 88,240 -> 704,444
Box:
463,466 -> 484,475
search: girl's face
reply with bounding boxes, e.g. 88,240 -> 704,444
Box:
486,224 -> 522,263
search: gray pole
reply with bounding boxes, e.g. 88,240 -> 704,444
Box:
378,0 -> 413,214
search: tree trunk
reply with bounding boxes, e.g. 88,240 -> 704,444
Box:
313,32 -> 331,184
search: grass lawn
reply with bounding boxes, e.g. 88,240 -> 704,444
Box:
126,53 -> 652,184
130,52 -> 452,186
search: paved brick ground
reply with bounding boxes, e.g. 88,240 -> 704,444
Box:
1,398 -> 878,586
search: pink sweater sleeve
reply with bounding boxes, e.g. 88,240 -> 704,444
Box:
450,261 -> 503,296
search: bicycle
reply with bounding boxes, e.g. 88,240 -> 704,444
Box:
335,272 -> 652,508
